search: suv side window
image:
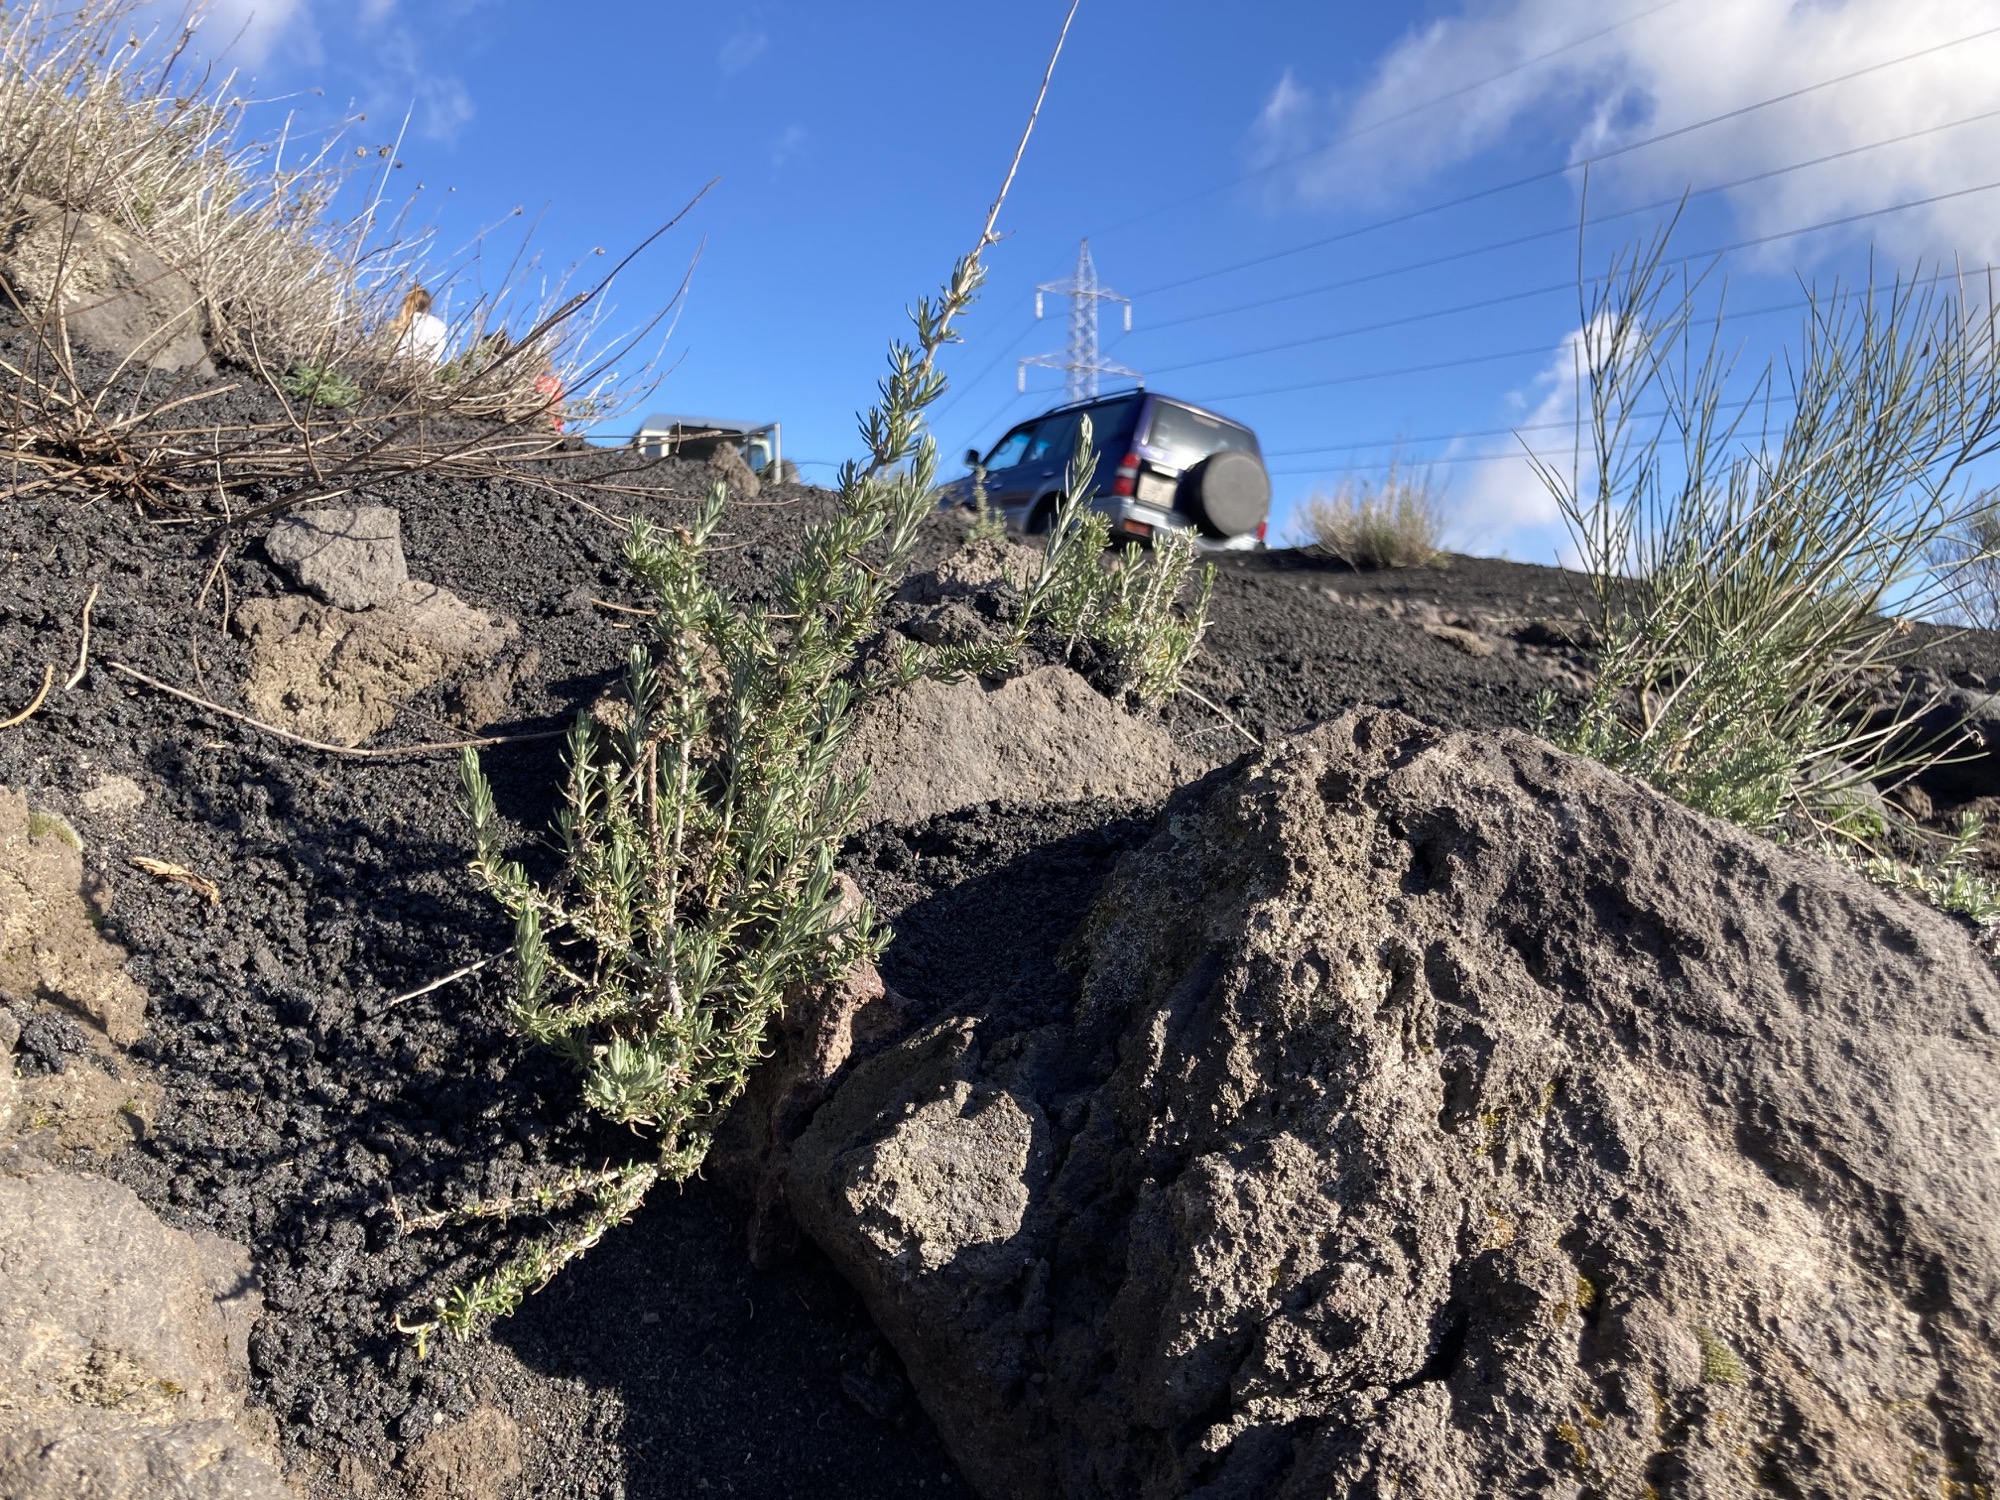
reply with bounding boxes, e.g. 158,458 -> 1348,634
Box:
1024,410 -> 1080,466
983,424 -> 1035,471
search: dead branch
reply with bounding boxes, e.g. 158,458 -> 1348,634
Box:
64,580 -> 97,688
105,661 -> 567,758
0,664 -> 53,728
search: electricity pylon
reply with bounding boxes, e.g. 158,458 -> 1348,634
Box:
1019,239 -> 1138,402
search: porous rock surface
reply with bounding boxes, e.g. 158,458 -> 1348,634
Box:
791,709 -> 2000,1499
0,194 -> 212,375
235,579 -> 518,746
0,789 -> 285,1498
707,444 -> 762,500
0,1156 -> 285,1500
838,665 -> 1182,826
0,784 -> 146,1045
262,506 -> 409,611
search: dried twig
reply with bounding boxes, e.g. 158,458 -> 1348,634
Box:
105,661 -> 567,758
129,854 -> 220,904
1,665 -> 53,728
385,956 -> 494,1009
1178,684 -> 1262,749
589,597 -> 657,618
64,581 -> 98,689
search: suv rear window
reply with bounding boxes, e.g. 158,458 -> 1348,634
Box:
1143,400 -> 1259,468
1080,396 -> 1140,455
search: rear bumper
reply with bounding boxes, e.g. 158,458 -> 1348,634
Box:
1098,497 -> 1262,551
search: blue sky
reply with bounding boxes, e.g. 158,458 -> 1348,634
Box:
180,0 -> 2000,563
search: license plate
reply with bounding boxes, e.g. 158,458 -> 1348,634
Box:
1136,472 -> 1177,507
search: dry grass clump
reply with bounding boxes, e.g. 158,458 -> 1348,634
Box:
0,0 -> 683,512
1291,465 -> 1446,568
0,0 -> 371,373
1542,225 -> 2000,919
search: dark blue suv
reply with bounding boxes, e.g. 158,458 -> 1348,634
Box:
940,390 -> 1270,549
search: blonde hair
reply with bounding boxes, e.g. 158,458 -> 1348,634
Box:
392,285 -> 433,331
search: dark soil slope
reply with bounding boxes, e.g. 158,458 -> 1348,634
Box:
4,395 -> 1988,1496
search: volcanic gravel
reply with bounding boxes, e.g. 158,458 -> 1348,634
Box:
0,358 -> 1672,1496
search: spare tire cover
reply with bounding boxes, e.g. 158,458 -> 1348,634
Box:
1186,450 -> 1271,538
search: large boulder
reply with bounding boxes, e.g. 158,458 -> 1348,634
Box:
0,1156 -> 288,1499
790,710 -> 2000,1498
0,195 -> 212,376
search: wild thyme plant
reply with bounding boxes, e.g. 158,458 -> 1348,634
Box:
966,459 -> 1007,544
411,5 -> 1083,1335
1015,414 -> 1216,703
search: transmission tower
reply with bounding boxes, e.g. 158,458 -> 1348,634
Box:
1019,239 -> 1138,402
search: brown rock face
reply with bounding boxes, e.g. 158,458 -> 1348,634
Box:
0,195 -> 212,374
0,787 -> 146,1045
708,874 -> 913,1265
789,710 -> 2000,1499
235,580 -> 518,746
398,1406 -> 524,1500
0,1159 -> 286,1499
837,666 -> 1182,826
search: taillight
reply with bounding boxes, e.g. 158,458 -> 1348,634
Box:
1256,519 -> 1268,543
1111,451 -> 1141,497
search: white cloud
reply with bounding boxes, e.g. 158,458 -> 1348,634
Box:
1257,0 -> 2000,265
348,14 -> 476,143
191,0 -> 316,64
719,28 -> 768,77
770,124 -> 806,170
1439,327 -> 1592,563
164,2 -> 472,141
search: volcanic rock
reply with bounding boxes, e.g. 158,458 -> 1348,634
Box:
0,195 -> 212,375
397,1406 -> 524,1500
790,709 -> 2000,1499
0,786 -> 145,1045
837,666 -> 1183,826
235,579 -> 518,746
263,506 -> 409,611
709,874 -> 913,1265
707,444 -> 761,500
0,1155 -> 285,1500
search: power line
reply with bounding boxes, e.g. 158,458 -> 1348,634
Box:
1132,106 -> 2000,337
931,311 -> 1041,425
1182,262 -> 1959,407
931,239 -> 1087,426
1088,0 -> 1688,241
1148,175 -> 2000,377
1261,395 -> 1800,460
1269,451 -> 1559,476
1130,22 -> 2000,301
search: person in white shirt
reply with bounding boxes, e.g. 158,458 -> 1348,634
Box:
392,286 -> 448,363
